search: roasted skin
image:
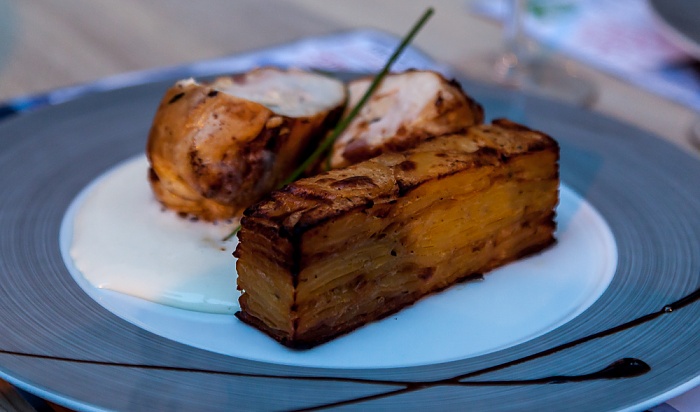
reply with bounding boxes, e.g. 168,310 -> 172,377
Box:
234,119 -> 559,348
327,70 -> 484,169
147,68 -> 346,221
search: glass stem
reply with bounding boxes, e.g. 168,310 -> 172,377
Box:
500,0 -> 529,86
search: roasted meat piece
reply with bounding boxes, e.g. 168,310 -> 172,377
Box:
234,119 -> 559,348
146,68 -> 346,221
327,70 -> 484,169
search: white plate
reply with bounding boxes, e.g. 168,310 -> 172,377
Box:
60,156 -> 616,369
0,78 -> 698,411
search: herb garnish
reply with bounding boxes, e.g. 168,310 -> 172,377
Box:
224,7 -> 434,241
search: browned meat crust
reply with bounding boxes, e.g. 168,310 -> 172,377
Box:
328,70 -> 484,169
147,68 -> 346,221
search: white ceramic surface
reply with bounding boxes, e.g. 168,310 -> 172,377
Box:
60,156 -> 616,368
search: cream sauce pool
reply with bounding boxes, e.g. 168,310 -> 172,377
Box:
68,155 -> 240,314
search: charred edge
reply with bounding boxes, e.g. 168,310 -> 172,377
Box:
241,202 -> 263,218
290,232 -> 302,342
514,236 -> 557,260
280,291 -> 423,349
203,181 -> 223,199
435,93 -> 444,108
249,122 -> 280,155
207,90 -> 219,98
417,267 -> 435,281
478,146 -> 500,158
283,185 -> 337,204
262,120 -> 289,153
492,118 -> 557,150
231,126 -> 287,201
384,132 -> 436,154
275,217 -> 299,239
168,92 -> 185,104
397,160 -> 417,172
330,175 -> 378,190
236,217 -> 283,245
188,150 -> 203,174
302,108 -> 345,177
264,133 -> 279,152
448,77 -> 464,90
456,272 -> 485,284
234,311 -> 291,346
342,139 -> 384,165
370,203 -> 391,219
396,180 -> 414,197
524,138 -> 555,152
449,77 -> 485,123
290,232 -> 302,289
480,146 -> 512,163
312,104 -> 345,161
147,167 -> 160,183
492,118 -> 532,131
187,151 -> 227,199
231,243 -> 243,260
241,189 -> 314,221
288,199 -> 382,238
323,104 -> 346,134
237,245 -> 293,272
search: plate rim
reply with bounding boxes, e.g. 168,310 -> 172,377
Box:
648,0 -> 700,60
0,75 -> 698,411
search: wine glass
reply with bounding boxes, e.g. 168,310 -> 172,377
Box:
466,0 -> 596,108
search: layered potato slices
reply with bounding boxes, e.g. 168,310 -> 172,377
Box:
145,68 -> 559,349
235,119 -> 559,348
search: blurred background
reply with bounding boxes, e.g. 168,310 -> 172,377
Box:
0,0 -> 698,151
0,0 -> 499,100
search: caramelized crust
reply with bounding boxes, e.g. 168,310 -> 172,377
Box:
235,119 -> 559,348
146,68 -> 346,221
328,70 -> 484,169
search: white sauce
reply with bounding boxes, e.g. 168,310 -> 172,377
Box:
64,156 -> 619,369
69,155 -> 240,314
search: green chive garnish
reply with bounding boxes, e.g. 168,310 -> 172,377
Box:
224,7 -> 435,241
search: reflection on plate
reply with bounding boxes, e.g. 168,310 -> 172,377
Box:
60,155 -> 616,368
0,78 -> 699,411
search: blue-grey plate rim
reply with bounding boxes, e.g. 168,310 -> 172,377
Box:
0,74 -> 699,411
649,0 -> 700,60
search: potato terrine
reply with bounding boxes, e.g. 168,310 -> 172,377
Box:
234,119 -> 559,348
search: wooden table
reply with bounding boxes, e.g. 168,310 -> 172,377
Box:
0,1 -> 698,410
2,0 -> 698,152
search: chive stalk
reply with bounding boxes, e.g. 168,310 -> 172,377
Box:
224,7 -> 434,241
